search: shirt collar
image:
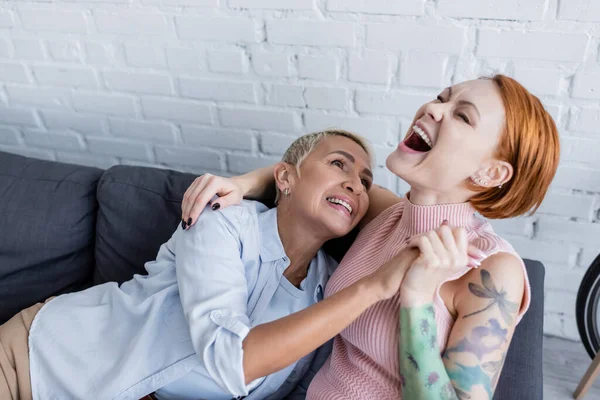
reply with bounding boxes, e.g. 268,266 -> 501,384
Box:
258,207 -> 287,262
258,206 -> 334,299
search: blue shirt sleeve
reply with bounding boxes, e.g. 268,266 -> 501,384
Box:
174,206 -> 253,397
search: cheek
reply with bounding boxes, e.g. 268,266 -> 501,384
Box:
439,129 -> 487,158
462,137 -> 495,162
358,197 -> 369,217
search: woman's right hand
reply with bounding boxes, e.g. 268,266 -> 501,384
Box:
181,174 -> 244,229
363,247 -> 421,301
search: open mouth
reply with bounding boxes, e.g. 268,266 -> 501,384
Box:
326,197 -> 353,216
403,125 -> 432,152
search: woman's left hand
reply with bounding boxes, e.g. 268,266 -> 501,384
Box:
401,221 -> 486,304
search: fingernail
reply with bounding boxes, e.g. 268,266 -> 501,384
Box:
181,220 -> 187,230
187,217 -> 192,226
212,203 -> 220,211
442,219 -> 449,225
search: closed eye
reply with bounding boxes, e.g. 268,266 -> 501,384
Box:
458,113 -> 470,124
436,95 -> 445,103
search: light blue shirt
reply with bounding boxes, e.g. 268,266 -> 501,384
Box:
28,201 -> 336,400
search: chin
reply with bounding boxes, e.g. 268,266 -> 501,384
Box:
386,152 -> 408,180
325,220 -> 353,239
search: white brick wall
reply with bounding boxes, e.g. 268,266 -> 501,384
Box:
1,0 -> 600,341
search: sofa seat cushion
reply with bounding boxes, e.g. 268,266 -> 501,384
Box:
0,151 -> 102,323
94,165 -> 195,285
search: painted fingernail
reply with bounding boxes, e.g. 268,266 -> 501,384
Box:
212,203 -> 220,211
442,219 -> 449,225
187,217 -> 192,226
181,220 -> 187,230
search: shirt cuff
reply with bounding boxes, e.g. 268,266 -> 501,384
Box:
210,310 -> 251,338
208,310 -> 254,396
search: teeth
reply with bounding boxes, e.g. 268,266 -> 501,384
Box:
412,125 -> 432,148
327,197 -> 352,214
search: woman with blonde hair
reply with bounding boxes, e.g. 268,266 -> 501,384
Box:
181,75 -> 560,399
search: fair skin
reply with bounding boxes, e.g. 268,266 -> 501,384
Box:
182,80 -> 525,399
270,136 -> 372,286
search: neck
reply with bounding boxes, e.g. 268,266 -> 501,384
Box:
276,206 -> 327,287
397,188 -> 476,236
406,186 -> 472,206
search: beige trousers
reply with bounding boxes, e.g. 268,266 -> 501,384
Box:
0,301 -> 46,400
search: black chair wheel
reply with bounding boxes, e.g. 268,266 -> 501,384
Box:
576,253 -> 600,359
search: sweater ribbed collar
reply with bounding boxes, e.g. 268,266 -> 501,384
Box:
398,194 -> 476,236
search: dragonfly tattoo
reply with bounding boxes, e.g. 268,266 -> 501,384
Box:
463,269 -> 519,325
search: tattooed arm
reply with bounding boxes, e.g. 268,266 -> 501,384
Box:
399,252 -> 524,400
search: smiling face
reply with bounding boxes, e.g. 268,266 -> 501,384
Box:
280,135 -> 373,239
386,79 -> 507,196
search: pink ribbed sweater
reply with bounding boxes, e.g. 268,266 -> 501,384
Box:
307,198 -> 531,400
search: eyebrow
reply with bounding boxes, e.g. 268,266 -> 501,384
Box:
446,87 -> 481,120
328,150 -> 373,179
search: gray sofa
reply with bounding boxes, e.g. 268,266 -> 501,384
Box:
0,150 -> 544,399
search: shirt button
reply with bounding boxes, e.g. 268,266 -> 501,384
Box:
316,285 -> 323,300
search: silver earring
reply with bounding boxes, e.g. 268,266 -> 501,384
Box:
284,188 -> 290,197
498,184 -> 503,189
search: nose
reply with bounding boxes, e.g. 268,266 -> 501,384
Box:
423,101 -> 444,122
343,174 -> 363,195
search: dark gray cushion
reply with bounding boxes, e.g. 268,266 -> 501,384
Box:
0,151 -> 102,323
494,259 -> 544,400
94,165 -> 196,285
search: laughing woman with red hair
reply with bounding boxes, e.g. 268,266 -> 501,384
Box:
181,75 -> 560,400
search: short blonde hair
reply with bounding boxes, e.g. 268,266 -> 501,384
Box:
275,129 -> 373,203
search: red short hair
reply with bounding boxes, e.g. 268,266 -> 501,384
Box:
470,74 -> 560,219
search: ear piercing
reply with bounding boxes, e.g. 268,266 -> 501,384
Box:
474,177 -> 503,188
284,188 -> 290,197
